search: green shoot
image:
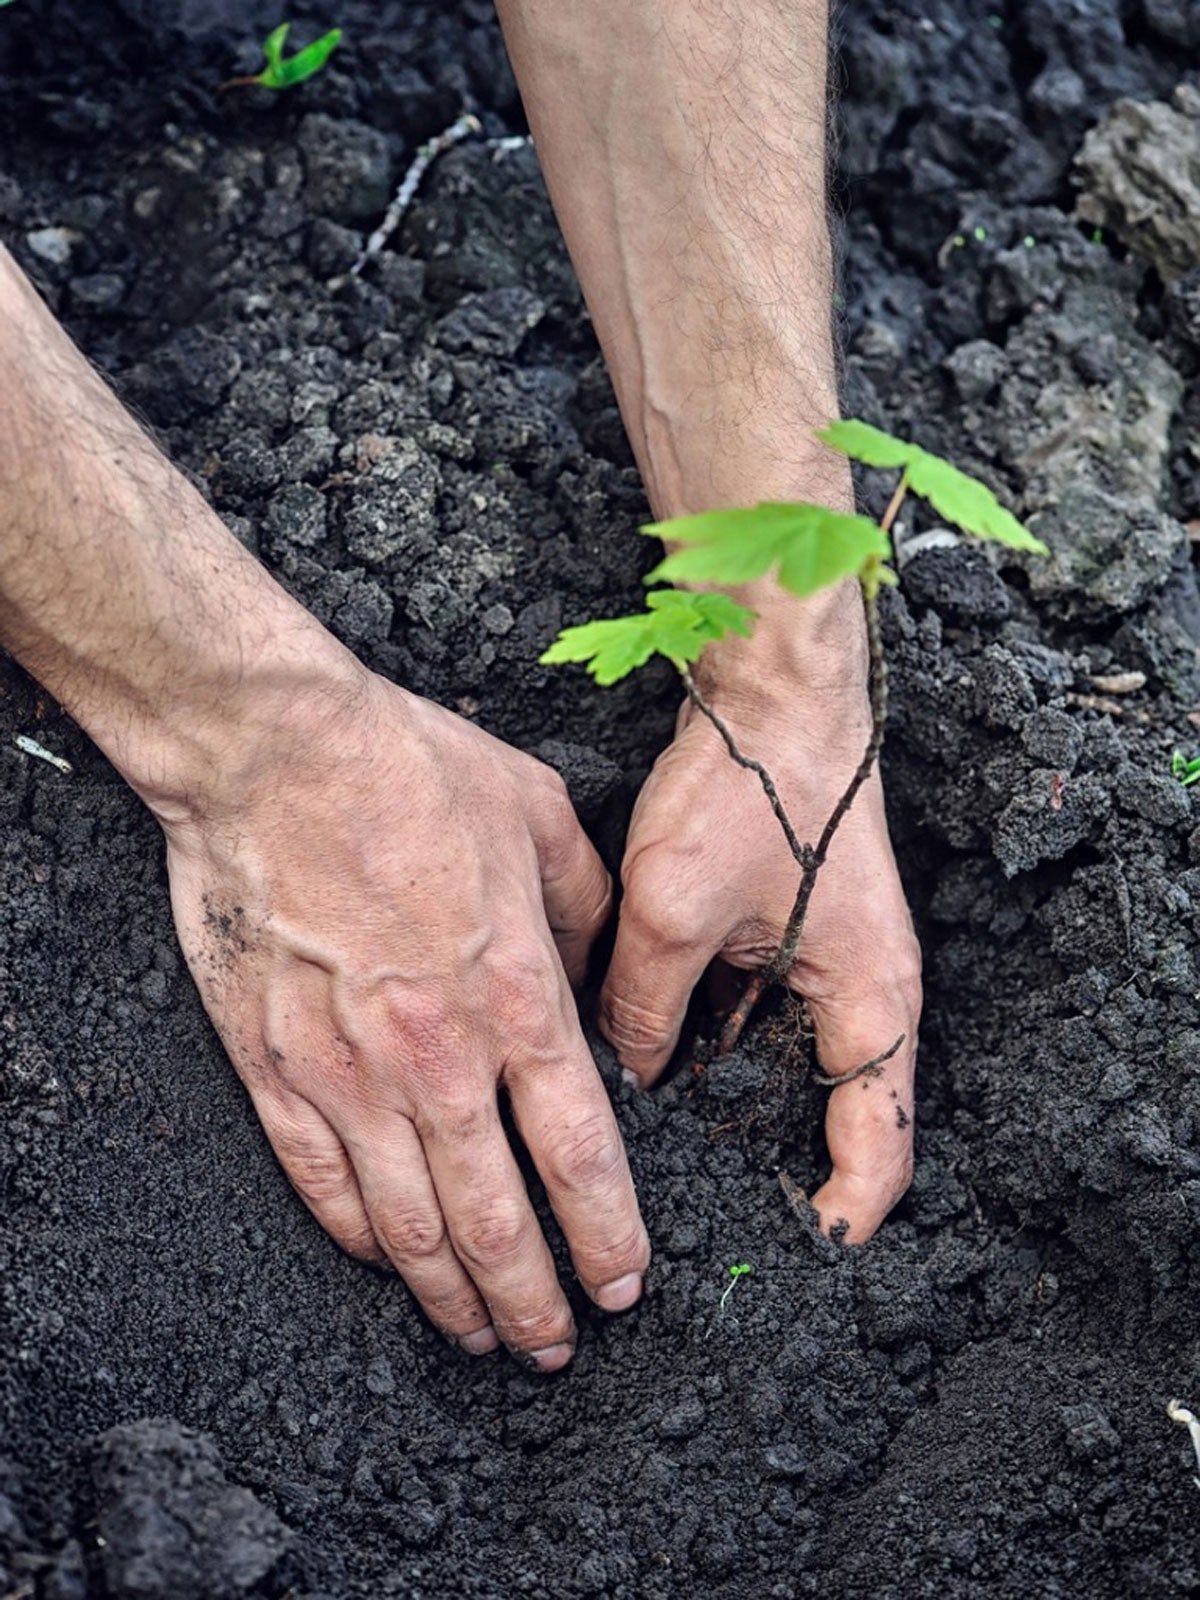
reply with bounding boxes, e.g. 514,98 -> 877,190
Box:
817,420 -> 1048,553
719,1263 -> 752,1312
222,22 -> 342,92
539,590 -> 753,686
1172,751 -> 1200,788
643,503 -> 891,598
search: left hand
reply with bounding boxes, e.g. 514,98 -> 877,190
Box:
597,583 -> 922,1242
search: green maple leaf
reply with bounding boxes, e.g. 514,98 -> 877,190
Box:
818,419 -> 1048,555
255,22 -> 342,89
540,590 -> 754,686
642,503 -> 891,596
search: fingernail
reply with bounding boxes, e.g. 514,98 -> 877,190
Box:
595,1272 -> 643,1312
621,1068 -> 640,1090
458,1325 -> 499,1356
527,1341 -> 575,1373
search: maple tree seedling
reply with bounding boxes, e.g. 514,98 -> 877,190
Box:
221,22 -> 342,92
542,419 -> 1047,1068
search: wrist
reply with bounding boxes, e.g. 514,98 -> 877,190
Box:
64,559 -> 372,829
692,578 -> 870,724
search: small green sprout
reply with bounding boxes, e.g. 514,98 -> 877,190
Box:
1172,751 -> 1200,788
973,224 -> 988,242
1092,226 -> 1104,244
541,420 -> 1044,1066
541,589 -> 753,686
1023,235 -> 1036,249
222,22 -> 342,92
719,1263 -> 752,1312
952,234 -> 966,249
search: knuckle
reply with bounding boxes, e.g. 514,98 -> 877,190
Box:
488,948 -> 558,1037
600,990 -> 673,1056
375,1204 -> 448,1264
384,985 -> 459,1058
585,1226 -> 651,1280
341,1222 -> 386,1265
543,1113 -> 624,1193
455,1201 -> 532,1272
502,1297 -> 574,1349
279,1139 -> 356,1206
621,867 -> 703,952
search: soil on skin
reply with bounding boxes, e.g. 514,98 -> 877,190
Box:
3,3 -> 1200,1596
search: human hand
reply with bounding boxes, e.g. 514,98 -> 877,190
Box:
598,582 -> 921,1242
157,667 -> 649,1370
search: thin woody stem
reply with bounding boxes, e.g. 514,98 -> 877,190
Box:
680,669 -> 811,870
704,475 -> 909,1062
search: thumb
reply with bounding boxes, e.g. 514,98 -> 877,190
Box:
804,973 -> 919,1243
599,891 -> 721,1085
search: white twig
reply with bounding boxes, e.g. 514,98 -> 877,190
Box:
1167,1399 -> 1200,1489
14,734 -> 72,774
348,112 -> 482,279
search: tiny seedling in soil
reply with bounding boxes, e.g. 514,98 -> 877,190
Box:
221,22 -> 342,92
719,1262 -> 753,1312
542,420 -> 1047,1077
1171,751 -> 1200,788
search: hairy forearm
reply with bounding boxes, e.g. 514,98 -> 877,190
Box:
496,0 -> 843,513
497,0 -> 861,691
0,246 -> 362,817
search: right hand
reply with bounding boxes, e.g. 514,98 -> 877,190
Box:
157,667 -> 649,1371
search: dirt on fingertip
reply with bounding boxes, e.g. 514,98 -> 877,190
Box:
3,2 -> 1200,1596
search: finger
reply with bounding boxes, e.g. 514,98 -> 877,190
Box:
506,998 -> 650,1311
417,1089 -> 578,1371
598,895 -> 720,1085
342,1114 -> 499,1356
803,974 -> 920,1244
251,1086 -> 388,1269
531,781 -> 613,988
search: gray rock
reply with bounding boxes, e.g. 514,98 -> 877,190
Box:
1027,491 -> 1185,619
306,217 -> 363,278
25,226 -> 78,267
342,440 -> 441,570
1022,707 -> 1083,772
658,1397 -> 706,1441
69,273 -> 125,311
299,115 -> 394,224
945,338 -> 1008,403
1143,0 -> 1200,45
1075,89 -> 1200,282
436,287 -> 547,357
264,483 -> 328,551
991,769 -> 1110,876
89,1419 -> 289,1600
902,543 -> 1011,622
533,740 -> 622,823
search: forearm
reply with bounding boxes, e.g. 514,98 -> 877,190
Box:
497,0 -> 843,508
0,246 -> 363,819
496,0 -> 860,691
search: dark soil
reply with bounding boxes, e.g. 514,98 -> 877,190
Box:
3,2 -> 1200,1596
